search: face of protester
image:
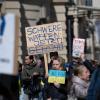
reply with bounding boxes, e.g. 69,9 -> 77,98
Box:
25,56 -> 32,65
52,60 -> 61,70
80,66 -> 90,81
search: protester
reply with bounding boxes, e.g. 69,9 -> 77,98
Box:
21,55 -> 42,100
47,56 -> 68,100
69,64 -> 90,100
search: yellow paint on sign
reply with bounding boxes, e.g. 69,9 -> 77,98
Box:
48,76 -> 65,84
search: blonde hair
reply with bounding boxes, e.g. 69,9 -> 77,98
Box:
74,65 -> 86,76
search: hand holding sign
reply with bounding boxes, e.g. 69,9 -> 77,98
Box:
25,22 -> 64,76
80,53 -> 86,61
54,82 -> 60,88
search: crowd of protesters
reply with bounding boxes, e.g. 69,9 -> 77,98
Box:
18,52 -> 100,100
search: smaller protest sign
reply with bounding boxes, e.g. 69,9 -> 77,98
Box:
72,38 -> 85,57
48,69 -> 66,84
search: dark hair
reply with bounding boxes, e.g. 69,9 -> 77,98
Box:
50,52 -> 58,59
29,55 -> 34,60
17,61 -> 22,72
25,55 -> 34,60
97,64 -> 100,68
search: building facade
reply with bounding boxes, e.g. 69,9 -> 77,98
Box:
1,0 -> 100,62
72,0 -> 100,60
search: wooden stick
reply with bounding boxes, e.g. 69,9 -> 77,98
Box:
44,53 -> 48,77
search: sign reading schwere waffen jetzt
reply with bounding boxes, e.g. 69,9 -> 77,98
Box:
25,22 -> 64,55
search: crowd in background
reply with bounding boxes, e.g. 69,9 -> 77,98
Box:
18,52 -> 100,100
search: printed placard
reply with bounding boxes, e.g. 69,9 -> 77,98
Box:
0,13 -> 18,75
25,22 -> 63,55
48,70 -> 66,84
72,38 -> 85,57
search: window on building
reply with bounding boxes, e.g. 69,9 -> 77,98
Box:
85,0 -> 92,6
95,21 -> 100,46
75,0 -> 92,6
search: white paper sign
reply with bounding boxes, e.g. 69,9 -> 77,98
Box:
0,13 -> 18,75
72,38 -> 85,57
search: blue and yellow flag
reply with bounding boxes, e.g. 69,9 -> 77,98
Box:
48,70 -> 66,84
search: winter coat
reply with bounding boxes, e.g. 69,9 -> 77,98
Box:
47,80 -> 68,100
21,63 -> 40,80
29,75 -> 42,98
70,76 -> 89,100
86,66 -> 100,100
21,63 -> 40,94
47,70 -> 68,100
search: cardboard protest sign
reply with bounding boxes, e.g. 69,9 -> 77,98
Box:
48,70 -> 66,84
25,22 -> 63,55
0,13 -> 18,75
72,38 -> 85,57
